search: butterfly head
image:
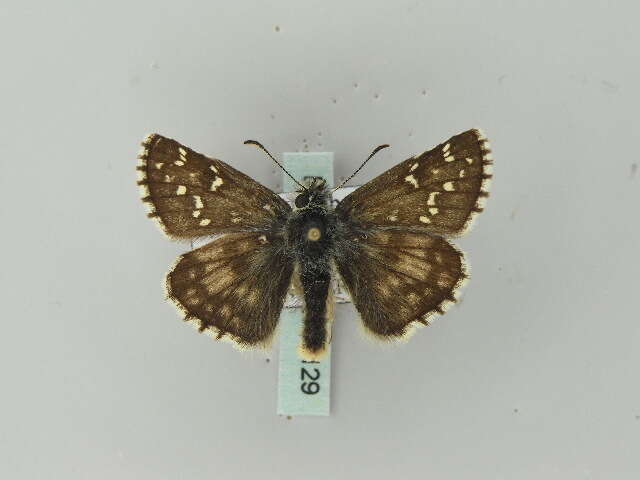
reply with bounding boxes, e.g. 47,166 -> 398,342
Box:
294,177 -> 328,210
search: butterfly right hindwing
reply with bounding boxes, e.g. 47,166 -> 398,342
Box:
333,229 -> 467,340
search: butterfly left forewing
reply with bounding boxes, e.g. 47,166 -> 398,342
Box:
336,129 -> 492,236
167,232 -> 294,348
137,133 -> 291,239
334,229 -> 467,340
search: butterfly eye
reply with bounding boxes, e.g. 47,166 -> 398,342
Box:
295,193 -> 310,208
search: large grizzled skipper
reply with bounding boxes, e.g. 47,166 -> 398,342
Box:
136,129 -> 492,360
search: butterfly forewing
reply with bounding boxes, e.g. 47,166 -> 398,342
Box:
137,134 -> 291,239
336,129 -> 492,236
334,230 -> 467,339
167,232 -> 294,347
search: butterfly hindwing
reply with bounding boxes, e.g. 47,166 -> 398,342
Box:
167,232 -> 294,348
137,133 -> 291,239
334,229 -> 467,340
336,129 -> 492,236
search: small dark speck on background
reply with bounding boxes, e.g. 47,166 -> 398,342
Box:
421,89 -> 427,96
275,25 -> 280,32
286,416 -> 292,420
513,408 -> 519,413
270,113 -> 275,120
601,80 -> 619,93
331,98 -> 337,104
373,93 -> 380,100
265,358 -> 270,363
630,163 -> 638,179
353,82 -> 359,88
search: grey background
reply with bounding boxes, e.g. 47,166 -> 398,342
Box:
1,1 -> 638,478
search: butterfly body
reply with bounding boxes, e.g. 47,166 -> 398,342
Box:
137,129 -> 492,359
285,179 -> 337,357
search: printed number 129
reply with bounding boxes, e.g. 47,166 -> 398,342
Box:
301,360 -> 320,395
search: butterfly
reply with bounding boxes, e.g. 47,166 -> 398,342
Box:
136,129 -> 492,360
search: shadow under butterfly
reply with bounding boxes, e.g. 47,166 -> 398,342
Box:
136,129 -> 493,360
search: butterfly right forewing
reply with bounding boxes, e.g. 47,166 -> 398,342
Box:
336,129 -> 492,236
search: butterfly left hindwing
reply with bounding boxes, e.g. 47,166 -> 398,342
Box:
167,232 -> 293,347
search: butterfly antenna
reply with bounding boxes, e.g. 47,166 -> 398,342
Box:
243,140 -> 307,191
332,144 -> 390,192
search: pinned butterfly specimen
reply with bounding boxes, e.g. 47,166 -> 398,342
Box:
136,129 -> 492,359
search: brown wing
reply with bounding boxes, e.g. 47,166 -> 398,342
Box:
334,229 -> 467,340
166,232 -> 293,348
137,133 -> 291,239
336,129 -> 492,236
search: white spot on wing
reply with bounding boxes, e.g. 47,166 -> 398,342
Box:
155,162 -> 164,169
410,162 -> 419,172
210,165 -> 218,173
199,218 -> 211,226
427,192 -> 438,205
174,160 -> 185,166
419,216 -> 430,223
404,175 -> 419,188
443,181 -> 454,191
210,177 -> 224,191
176,185 -> 187,195
193,195 -> 203,209
429,207 -> 439,215
443,143 -> 450,153
193,210 -> 201,218
466,157 -> 474,165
